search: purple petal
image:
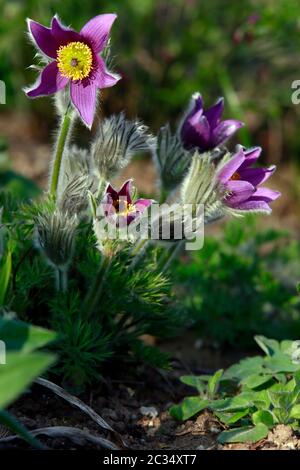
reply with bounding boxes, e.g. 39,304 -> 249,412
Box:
240,147 -> 262,169
225,180 -> 255,206
51,15 -> 81,46
250,187 -> 281,202
118,180 -> 133,204
217,148 -> 245,183
239,165 -> 276,187
106,183 -> 118,201
95,57 -> 121,89
80,14 -> 117,53
70,80 -> 97,128
212,119 -> 244,146
181,115 -> 210,150
204,97 -> 224,129
134,198 -> 153,213
26,62 -> 68,98
27,19 -> 58,58
236,200 -> 272,214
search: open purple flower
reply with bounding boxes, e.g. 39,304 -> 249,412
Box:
180,93 -> 244,152
217,147 -> 281,213
25,14 -> 120,128
102,180 -> 152,227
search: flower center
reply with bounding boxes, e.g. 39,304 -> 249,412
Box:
57,42 -> 93,81
230,171 -> 241,181
113,199 -> 136,217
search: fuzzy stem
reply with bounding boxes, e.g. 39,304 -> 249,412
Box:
50,111 -> 73,197
83,254 -> 112,319
55,268 -> 68,292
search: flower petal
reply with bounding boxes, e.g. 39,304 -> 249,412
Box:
212,119 -> 244,146
204,97 -> 224,129
134,198 -> 153,212
225,180 -> 255,206
118,180 -> 133,204
240,146 -> 262,169
27,19 -> 58,58
26,62 -> 68,98
250,187 -> 281,202
51,15 -> 81,45
105,183 -> 119,201
181,115 -> 210,150
236,200 -> 272,214
94,57 -> 121,89
239,165 -> 276,187
217,148 -> 245,183
80,14 -> 117,53
70,80 -> 97,128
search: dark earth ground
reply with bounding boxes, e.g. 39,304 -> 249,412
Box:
1,112 -> 300,450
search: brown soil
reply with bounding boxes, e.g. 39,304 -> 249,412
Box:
3,356 -> 300,451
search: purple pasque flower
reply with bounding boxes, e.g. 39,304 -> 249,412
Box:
180,93 -> 244,152
103,180 -> 152,227
25,14 -> 120,128
217,146 -> 281,213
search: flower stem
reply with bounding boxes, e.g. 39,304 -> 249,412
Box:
55,268 -> 68,292
50,111 -> 73,197
160,240 -> 185,274
83,254 -> 112,319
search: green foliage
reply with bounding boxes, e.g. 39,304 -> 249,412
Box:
170,336 -> 300,444
0,318 -> 56,448
0,192 -> 185,390
173,216 -> 300,347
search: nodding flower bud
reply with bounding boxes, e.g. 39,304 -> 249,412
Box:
35,209 -> 77,271
58,175 -> 95,216
154,124 -> 190,192
91,112 -> 156,181
181,152 -> 225,224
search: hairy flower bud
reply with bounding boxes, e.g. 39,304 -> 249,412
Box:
35,210 -> 77,271
91,112 -> 155,180
154,124 -> 190,192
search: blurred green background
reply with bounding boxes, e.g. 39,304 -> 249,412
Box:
1,0 -> 300,149
0,0 -> 300,214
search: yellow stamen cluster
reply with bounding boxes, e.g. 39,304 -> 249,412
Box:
113,199 -> 136,217
57,42 -> 93,81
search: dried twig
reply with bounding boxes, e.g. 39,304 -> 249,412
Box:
0,426 -> 119,450
35,377 -> 127,448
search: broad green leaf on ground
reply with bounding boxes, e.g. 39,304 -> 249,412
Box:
240,374 -> 273,389
210,396 -> 250,412
0,352 -> 56,409
223,356 -> 264,381
169,397 -> 209,421
180,376 -> 205,394
290,404 -> 300,419
252,410 -> 274,428
254,336 -> 280,356
208,369 -> 223,399
218,423 -> 269,444
215,409 -> 249,425
0,318 -> 57,353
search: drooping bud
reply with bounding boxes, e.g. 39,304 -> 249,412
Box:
91,113 -> 155,181
154,124 -> 190,193
35,209 -> 77,271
